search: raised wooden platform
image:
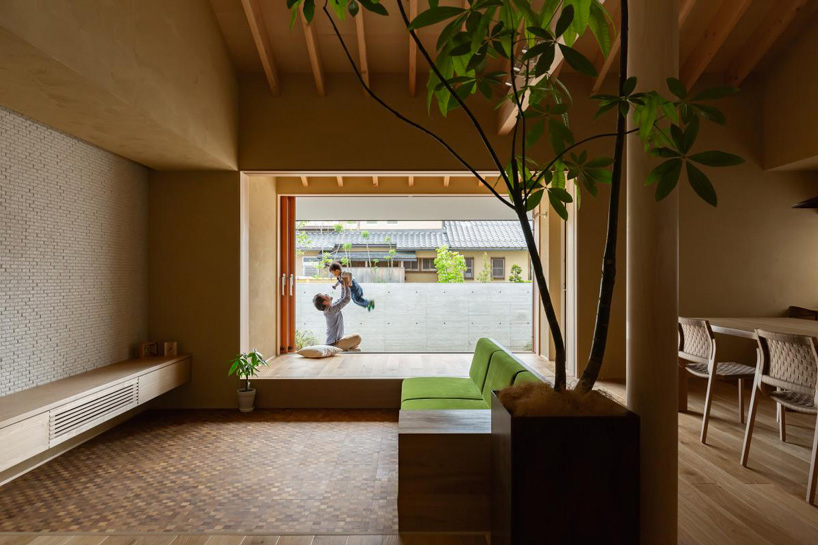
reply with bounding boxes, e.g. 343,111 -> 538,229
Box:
254,352 -> 552,409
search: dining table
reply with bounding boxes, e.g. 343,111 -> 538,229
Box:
678,317 -> 818,410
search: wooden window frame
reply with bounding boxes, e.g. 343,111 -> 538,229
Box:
491,257 -> 505,279
464,257 -> 474,280
420,257 -> 436,272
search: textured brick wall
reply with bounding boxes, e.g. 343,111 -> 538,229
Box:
0,107 -> 149,396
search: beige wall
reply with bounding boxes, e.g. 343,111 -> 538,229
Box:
0,0 -> 238,170
763,9 -> 818,170
149,171 -> 243,409
249,176 -> 278,356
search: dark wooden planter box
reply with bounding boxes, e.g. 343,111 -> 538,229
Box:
491,390 -> 640,545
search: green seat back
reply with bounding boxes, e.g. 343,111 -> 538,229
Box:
513,371 -> 542,385
482,350 -> 528,403
469,338 -> 503,390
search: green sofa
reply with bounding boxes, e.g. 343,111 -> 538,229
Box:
400,338 -> 542,410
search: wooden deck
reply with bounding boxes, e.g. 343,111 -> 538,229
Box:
257,352 -> 553,379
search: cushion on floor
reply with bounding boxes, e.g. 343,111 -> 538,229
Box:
469,337 -> 504,391
401,376 -> 483,403
482,350 -> 528,403
400,398 -> 490,410
297,345 -> 342,358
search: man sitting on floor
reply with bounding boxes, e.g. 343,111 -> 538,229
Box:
312,274 -> 362,351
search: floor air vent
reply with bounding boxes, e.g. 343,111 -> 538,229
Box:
49,380 -> 138,446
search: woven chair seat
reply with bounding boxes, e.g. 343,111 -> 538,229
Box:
684,361 -> 756,379
770,389 -> 818,414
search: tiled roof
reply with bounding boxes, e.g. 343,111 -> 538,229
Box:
297,221 -> 528,251
305,251 -> 417,261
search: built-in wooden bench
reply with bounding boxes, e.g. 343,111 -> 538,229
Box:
398,409 -> 492,532
0,355 -> 191,475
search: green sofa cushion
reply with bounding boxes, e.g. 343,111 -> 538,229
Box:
469,338 -> 503,390
482,350 -> 528,403
513,371 -> 542,385
401,398 -> 490,410
401,377 -> 483,403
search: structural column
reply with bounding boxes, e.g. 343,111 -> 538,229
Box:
625,1 -> 680,543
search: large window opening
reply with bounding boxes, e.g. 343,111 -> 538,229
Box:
291,196 -> 536,353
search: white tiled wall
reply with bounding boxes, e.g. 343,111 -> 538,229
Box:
0,107 -> 149,396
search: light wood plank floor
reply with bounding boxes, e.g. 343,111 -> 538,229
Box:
0,536 -> 488,545
599,379 -> 818,545
257,352 -> 553,380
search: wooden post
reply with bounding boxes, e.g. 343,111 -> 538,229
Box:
625,1 -> 679,543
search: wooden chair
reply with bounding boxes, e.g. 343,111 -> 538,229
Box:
740,329 -> 818,504
678,318 -> 756,443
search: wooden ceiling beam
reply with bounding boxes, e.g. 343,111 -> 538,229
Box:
408,0 -> 418,96
300,4 -> 326,97
592,0 -> 697,94
355,11 -> 370,93
681,0 -> 751,90
373,175 -> 379,187
408,175 -> 414,187
724,0 -> 808,86
240,0 -> 280,95
336,175 -> 344,187
443,175 -> 450,187
300,176 -> 309,187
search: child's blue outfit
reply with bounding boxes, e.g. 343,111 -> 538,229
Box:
333,277 -> 370,309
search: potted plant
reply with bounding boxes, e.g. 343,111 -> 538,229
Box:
288,0 -> 741,541
227,349 -> 268,412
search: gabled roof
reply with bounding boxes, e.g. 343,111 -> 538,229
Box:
297,221 -> 528,252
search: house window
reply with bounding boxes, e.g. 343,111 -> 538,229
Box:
405,260 -> 418,271
491,257 -> 505,279
464,257 -> 474,279
420,258 -> 436,271
351,260 -> 368,267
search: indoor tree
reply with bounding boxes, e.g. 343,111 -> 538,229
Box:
289,0 -> 741,393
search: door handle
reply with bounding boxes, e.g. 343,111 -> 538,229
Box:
290,274 -> 295,296
281,274 -> 286,295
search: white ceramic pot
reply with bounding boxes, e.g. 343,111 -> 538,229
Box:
237,388 -> 256,413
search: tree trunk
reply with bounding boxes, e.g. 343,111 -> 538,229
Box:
515,203 -> 566,391
576,0 -> 629,394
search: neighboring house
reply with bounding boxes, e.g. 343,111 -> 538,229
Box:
296,220 -> 531,282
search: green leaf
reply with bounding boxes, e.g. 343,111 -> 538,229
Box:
585,168 -> 612,184
559,44 -> 597,77
593,100 -> 617,120
526,189 -> 545,211
692,104 -> 726,125
303,0 -> 315,22
548,191 -> 569,220
578,172 -> 598,197
692,86 -> 739,102
437,16 -> 467,50
688,150 -> 744,167
526,26 -> 553,40
358,0 -> 388,16
525,120 -> 545,149
512,0 -> 538,24
588,1 -> 611,58
586,157 -> 613,168
686,162 -> 718,206
551,187 -> 573,203
667,77 -> 687,99
646,158 -> 681,185
548,118 -> 573,154
534,45 -> 557,76
669,124 -> 685,153
408,6 -> 465,30
522,41 -> 552,61
654,159 -> 682,201
348,0 -> 359,16
555,5 -> 574,37
622,76 -> 637,96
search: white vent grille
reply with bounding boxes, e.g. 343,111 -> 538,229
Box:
49,380 -> 138,446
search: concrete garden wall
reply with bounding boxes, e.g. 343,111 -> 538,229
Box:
296,282 -> 533,352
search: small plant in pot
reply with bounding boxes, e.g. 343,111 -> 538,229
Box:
228,349 -> 268,413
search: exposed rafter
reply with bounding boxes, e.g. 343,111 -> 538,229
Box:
300,4 -> 326,97
443,175 -> 450,187
681,0 -> 751,89
408,0 -> 418,96
373,175 -> 379,187
355,11 -> 370,92
408,175 -> 414,187
240,0 -> 280,95
301,176 -> 309,187
592,0 -> 697,94
725,0 -> 808,86
336,175 -> 344,187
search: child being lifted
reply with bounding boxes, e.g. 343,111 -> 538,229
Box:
329,261 -> 375,312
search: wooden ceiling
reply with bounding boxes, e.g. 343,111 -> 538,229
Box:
211,0 -> 817,121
